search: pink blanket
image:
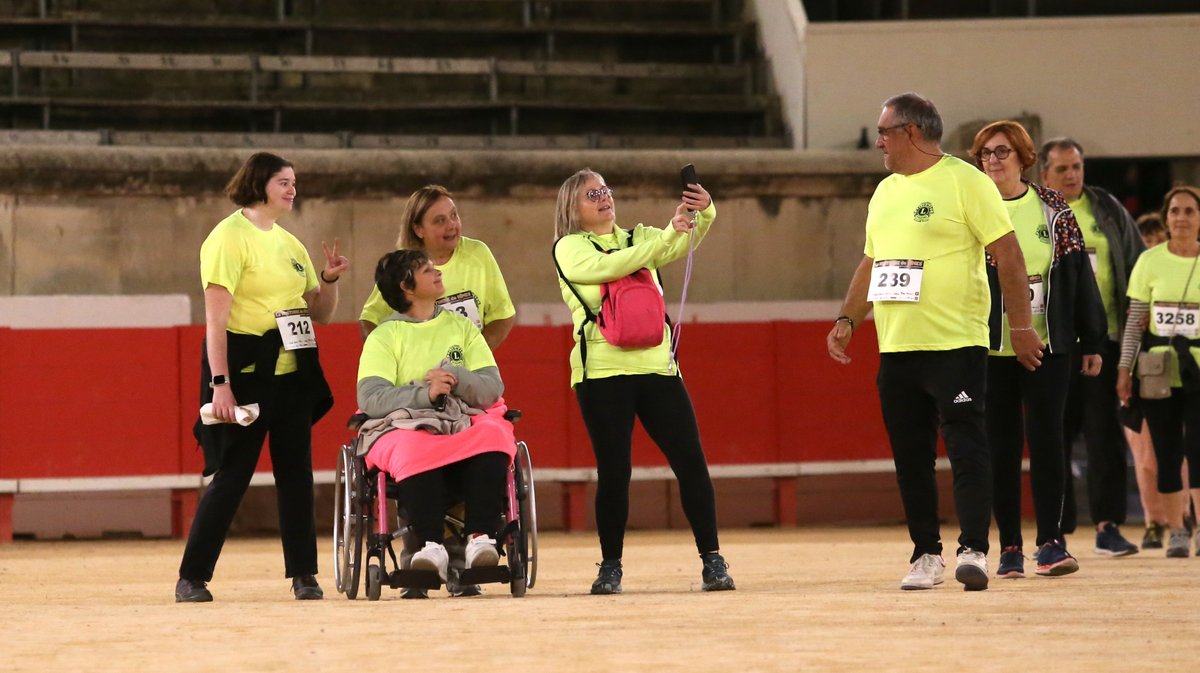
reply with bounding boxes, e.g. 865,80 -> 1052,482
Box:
364,401 -> 516,482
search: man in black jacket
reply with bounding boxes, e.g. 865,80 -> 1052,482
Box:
1040,137 -> 1146,557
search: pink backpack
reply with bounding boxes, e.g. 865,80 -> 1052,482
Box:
553,229 -> 670,376
595,267 -> 666,347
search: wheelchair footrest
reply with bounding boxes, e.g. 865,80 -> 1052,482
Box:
387,569 -> 443,590
459,566 -> 511,585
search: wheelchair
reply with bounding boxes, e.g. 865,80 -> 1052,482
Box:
332,409 -> 537,600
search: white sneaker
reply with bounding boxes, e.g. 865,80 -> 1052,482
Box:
900,553 -> 945,590
411,541 -> 449,581
465,535 -> 500,569
955,548 -> 989,591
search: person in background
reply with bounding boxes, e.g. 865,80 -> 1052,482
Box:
359,185 -> 515,350
1126,212 -> 1175,548
1041,137 -> 1146,557
1117,185 -> 1200,557
969,120 -> 1105,579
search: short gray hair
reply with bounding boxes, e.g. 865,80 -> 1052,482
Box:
883,92 -> 943,142
554,168 -> 602,240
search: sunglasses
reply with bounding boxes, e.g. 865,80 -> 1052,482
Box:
585,186 -> 615,202
979,146 -> 1013,161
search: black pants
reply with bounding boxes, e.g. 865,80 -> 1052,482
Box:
179,373 -> 317,582
1142,388 -> 1200,493
987,353 -> 1070,549
877,347 -> 991,561
575,374 -> 719,560
394,451 -> 509,544
1062,340 -> 1128,528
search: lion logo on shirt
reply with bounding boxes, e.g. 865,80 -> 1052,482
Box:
913,202 -> 934,222
446,345 -> 464,365
289,258 -> 305,276
1036,224 -> 1050,243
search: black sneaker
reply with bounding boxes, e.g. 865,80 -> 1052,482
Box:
701,553 -> 735,592
590,559 -> 623,595
1094,523 -> 1138,557
1142,522 -> 1166,550
175,578 -> 213,603
995,546 -> 1024,579
1034,539 -> 1079,576
291,574 -> 324,600
401,587 -> 429,599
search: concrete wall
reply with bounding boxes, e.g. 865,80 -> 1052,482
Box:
0,146 -> 888,321
748,0 -> 808,147
805,14 -> 1200,157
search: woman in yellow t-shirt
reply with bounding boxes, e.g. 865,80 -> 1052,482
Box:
359,185 -> 515,350
176,152 -> 349,603
970,120 -> 1106,579
551,168 -> 733,595
1117,185 -> 1200,558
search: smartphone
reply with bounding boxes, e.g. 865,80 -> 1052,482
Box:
680,163 -> 699,192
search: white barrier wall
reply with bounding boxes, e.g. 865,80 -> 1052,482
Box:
748,0 -> 808,147
803,14 -> 1200,157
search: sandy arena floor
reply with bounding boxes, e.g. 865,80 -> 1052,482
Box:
1,526 -> 1196,673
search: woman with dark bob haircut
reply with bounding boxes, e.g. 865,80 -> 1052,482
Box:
177,152 -> 349,603
356,249 -> 512,594
969,120 -> 1106,580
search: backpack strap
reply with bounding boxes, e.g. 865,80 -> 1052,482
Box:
552,236 -> 598,380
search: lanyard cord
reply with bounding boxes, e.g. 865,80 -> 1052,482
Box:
669,227 -> 695,363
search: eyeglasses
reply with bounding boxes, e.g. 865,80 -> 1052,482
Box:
585,186 -> 615,202
876,123 -> 909,137
979,146 -> 1013,161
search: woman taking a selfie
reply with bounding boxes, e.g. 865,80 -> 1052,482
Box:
551,168 -> 733,595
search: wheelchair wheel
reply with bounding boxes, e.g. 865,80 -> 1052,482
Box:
333,445 -> 364,599
516,441 -> 538,589
508,441 -> 537,597
366,562 -> 382,602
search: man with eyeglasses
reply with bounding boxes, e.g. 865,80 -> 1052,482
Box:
827,92 -> 1041,592
1040,137 -> 1146,556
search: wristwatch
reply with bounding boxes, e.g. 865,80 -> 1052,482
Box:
209,374 -> 229,388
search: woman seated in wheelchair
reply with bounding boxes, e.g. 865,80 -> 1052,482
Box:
357,249 -> 516,583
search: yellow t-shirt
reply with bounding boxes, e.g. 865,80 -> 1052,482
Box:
358,309 -> 497,386
992,186 -> 1051,356
1070,193 -> 1118,338
1127,243 -> 1200,387
555,202 -> 715,386
199,210 -> 318,375
864,155 -> 1013,353
360,237 -> 515,330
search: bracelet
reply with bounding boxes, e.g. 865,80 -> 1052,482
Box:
1011,326 -> 1035,332
320,270 -> 340,284
834,315 -> 855,330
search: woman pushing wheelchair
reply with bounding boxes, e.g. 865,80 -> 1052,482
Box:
356,249 -> 515,589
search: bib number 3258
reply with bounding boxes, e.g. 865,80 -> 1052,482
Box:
867,259 -> 924,303
275,309 -> 317,350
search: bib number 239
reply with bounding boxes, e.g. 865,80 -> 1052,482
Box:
275,309 -> 317,350
867,259 -> 924,303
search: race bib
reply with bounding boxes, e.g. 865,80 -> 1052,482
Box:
1153,302 -> 1200,338
438,291 -> 482,329
867,259 -> 923,302
275,308 -> 317,350
1028,274 -> 1046,315
1085,248 -> 1098,274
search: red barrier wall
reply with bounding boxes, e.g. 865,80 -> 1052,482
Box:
0,321 -> 889,480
